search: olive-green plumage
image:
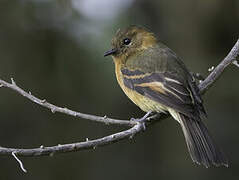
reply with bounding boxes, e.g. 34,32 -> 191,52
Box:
104,25 -> 228,167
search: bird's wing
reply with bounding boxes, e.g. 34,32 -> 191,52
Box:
121,68 -> 199,118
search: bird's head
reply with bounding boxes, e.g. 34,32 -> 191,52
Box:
104,25 -> 157,61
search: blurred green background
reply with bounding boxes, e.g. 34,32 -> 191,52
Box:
0,0 -> 238,179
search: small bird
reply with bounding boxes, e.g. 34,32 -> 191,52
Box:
104,25 -> 228,167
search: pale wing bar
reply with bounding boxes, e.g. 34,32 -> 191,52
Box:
121,68 -> 199,118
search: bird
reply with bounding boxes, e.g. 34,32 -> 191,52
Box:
104,25 -> 228,168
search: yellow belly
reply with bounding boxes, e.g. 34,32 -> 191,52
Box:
114,60 -> 168,113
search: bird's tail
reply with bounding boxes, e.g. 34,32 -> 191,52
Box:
179,113 -> 228,167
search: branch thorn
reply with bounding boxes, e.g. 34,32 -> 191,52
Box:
11,78 -> 16,85
40,99 -> 46,103
51,108 -> 56,113
208,66 -> 215,72
232,60 -> 239,67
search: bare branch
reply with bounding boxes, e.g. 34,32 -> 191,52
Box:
0,79 -> 135,127
0,39 -> 238,160
199,39 -> 239,94
0,122 -> 145,156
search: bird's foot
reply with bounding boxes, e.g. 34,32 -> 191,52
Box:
130,111 -> 152,130
191,72 -> 205,82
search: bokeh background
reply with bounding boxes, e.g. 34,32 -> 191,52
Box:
0,0 -> 238,179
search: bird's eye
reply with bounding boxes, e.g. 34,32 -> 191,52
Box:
123,38 -> 131,45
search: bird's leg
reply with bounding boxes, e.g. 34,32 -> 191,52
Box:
191,72 -> 205,81
130,111 -> 153,130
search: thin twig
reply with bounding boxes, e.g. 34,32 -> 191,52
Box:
12,152 -> 27,173
0,38 -> 238,159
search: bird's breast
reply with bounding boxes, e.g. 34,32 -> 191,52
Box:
113,58 -> 167,113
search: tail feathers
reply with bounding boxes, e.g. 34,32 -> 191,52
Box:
179,114 -> 228,168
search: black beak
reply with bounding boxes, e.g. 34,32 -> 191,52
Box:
104,48 -> 117,57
